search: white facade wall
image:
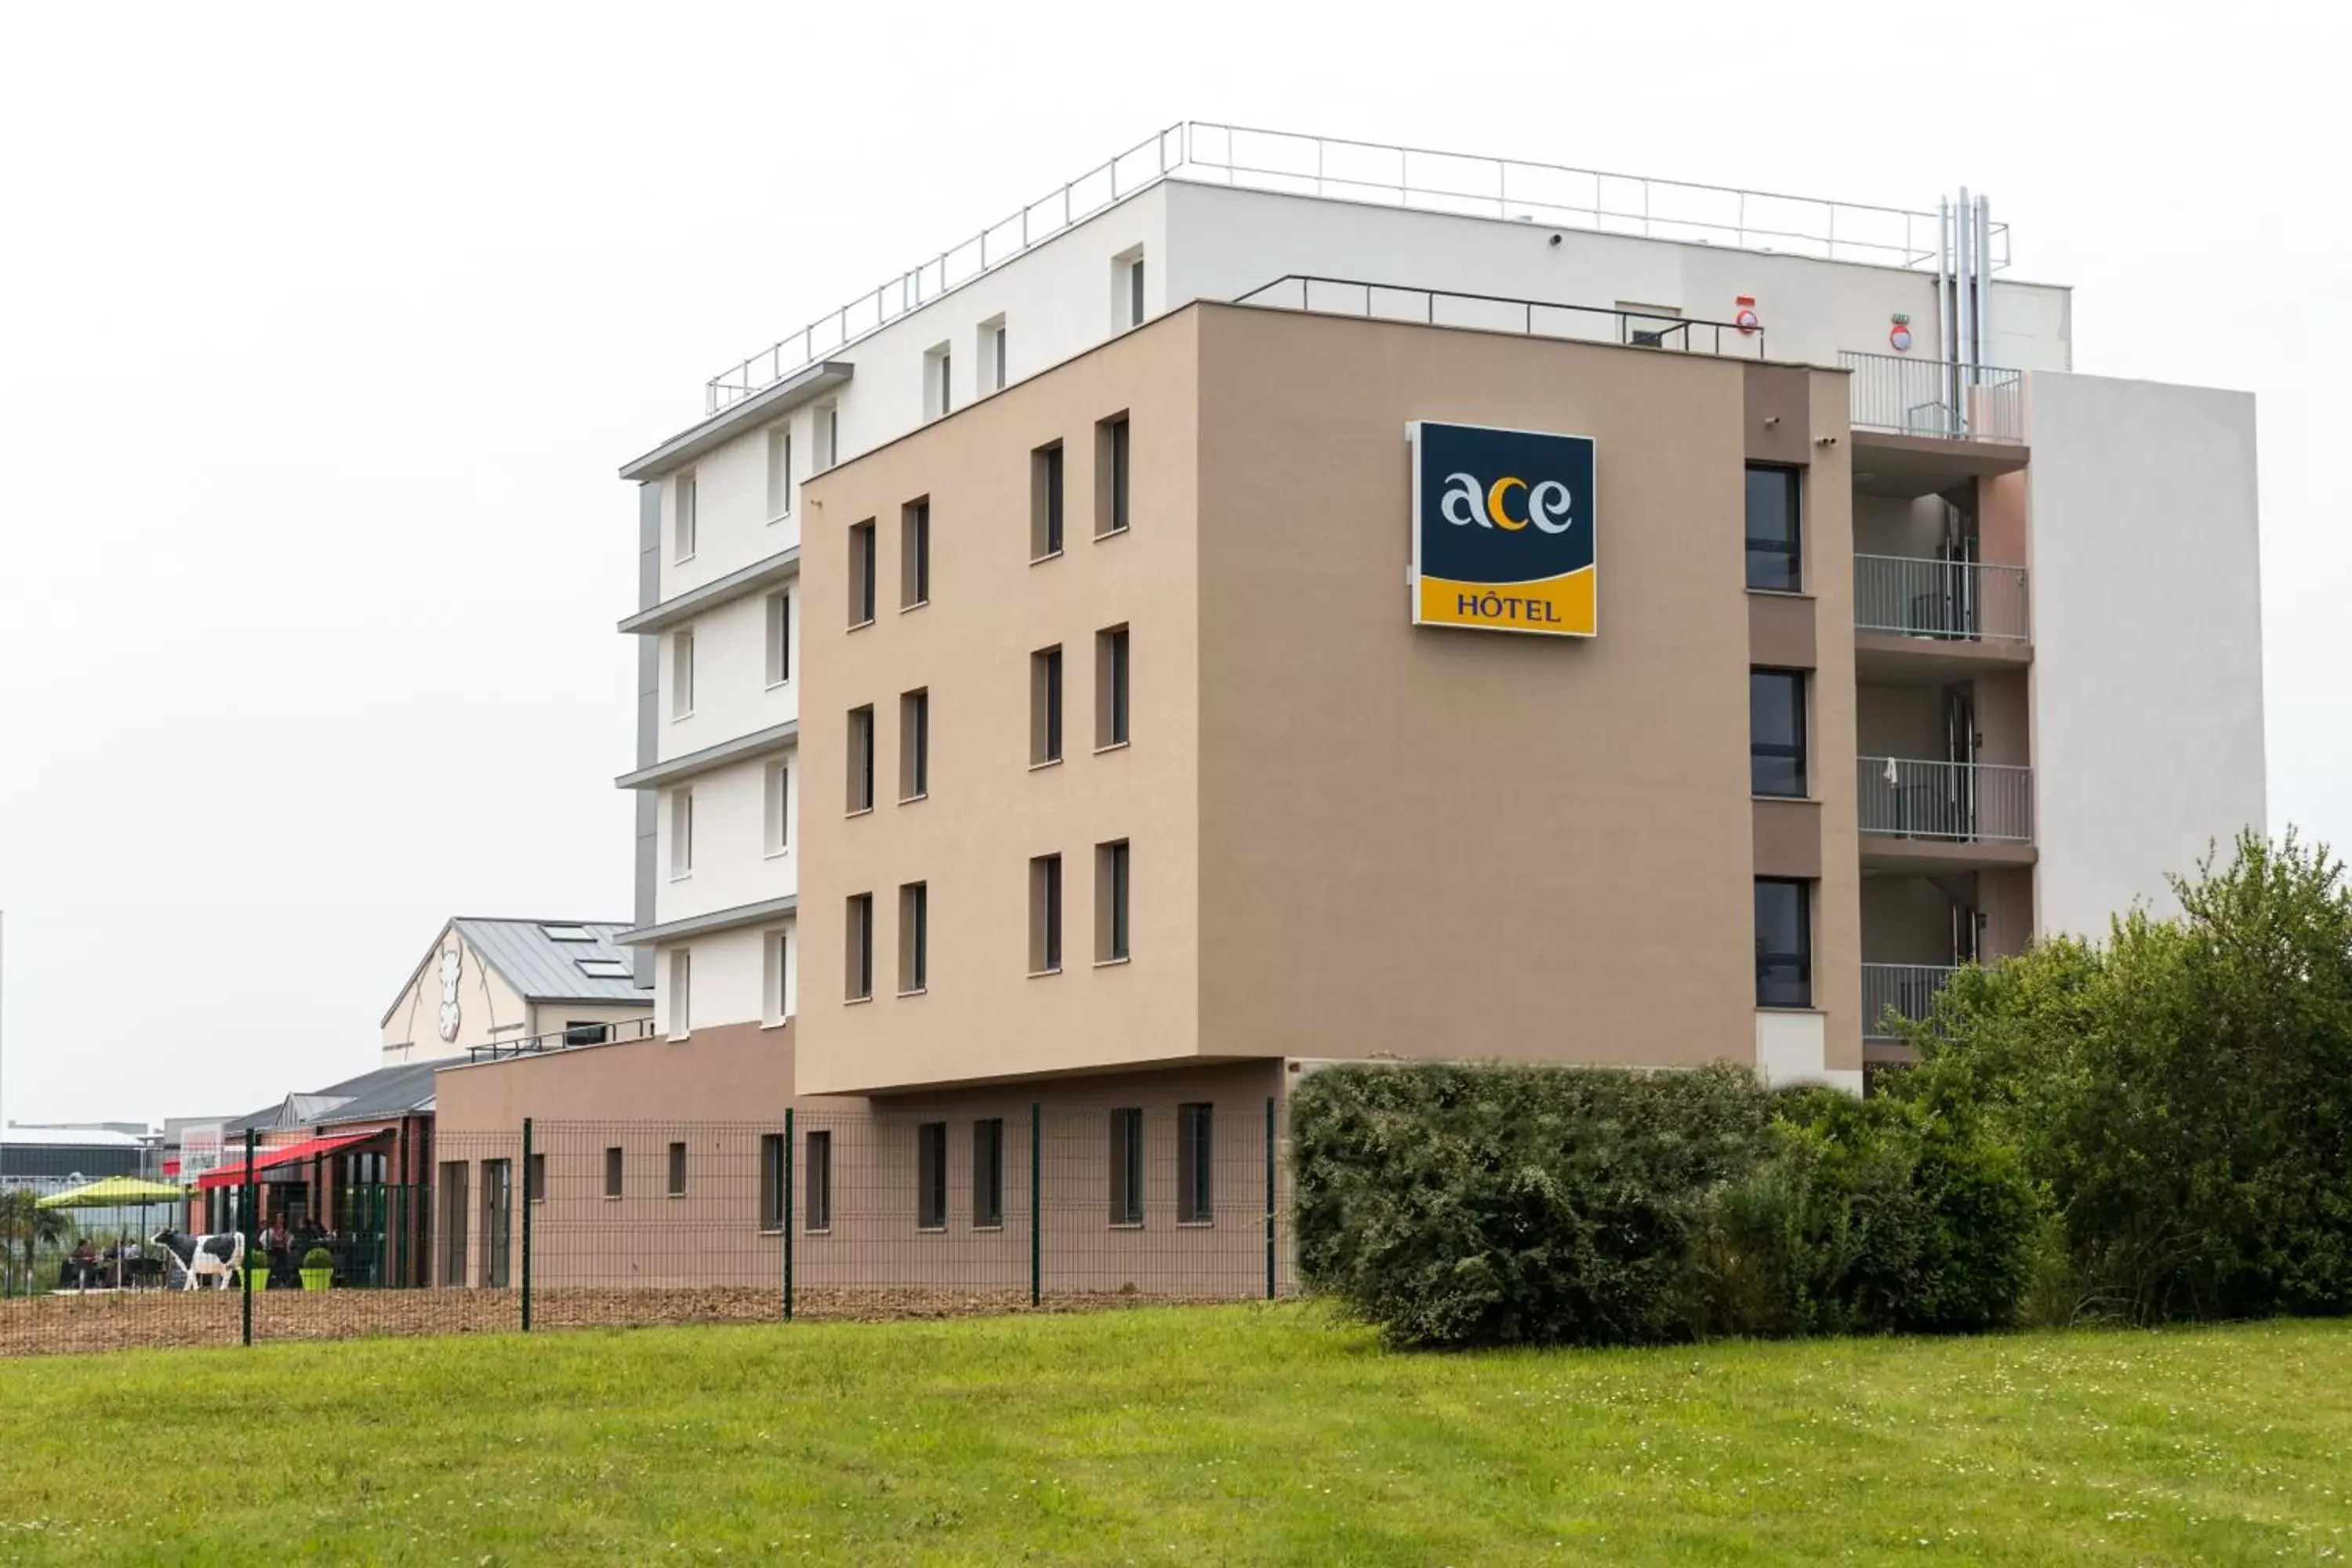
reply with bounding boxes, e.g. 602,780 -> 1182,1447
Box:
2026,371 -> 2265,936
656,752 -> 795,924
657,582 -> 797,762
652,922 -> 782,1039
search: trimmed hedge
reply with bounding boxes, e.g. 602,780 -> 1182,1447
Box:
1291,1063 -> 2038,1349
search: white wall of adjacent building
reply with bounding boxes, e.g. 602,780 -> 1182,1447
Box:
2026,371 -> 2266,938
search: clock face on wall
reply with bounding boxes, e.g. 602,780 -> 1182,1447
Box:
437,946 -> 463,1043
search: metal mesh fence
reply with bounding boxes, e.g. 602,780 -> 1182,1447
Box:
0,1101 -> 1298,1359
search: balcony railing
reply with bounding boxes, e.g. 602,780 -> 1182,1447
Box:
1841,350 -> 2024,444
1232,276 -> 1766,358
465,1016 -> 659,1065
1857,757 -> 2034,844
1853,555 -> 2030,643
1862,963 -> 1959,1040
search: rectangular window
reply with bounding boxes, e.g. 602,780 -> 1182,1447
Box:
1029,854 -> 1062,973
1031,646 -> 1063,764
667,948 -> 691,1038
1755,879 -> 1813,1008
480,1160 -> 512,1287
848,706 -> 874,812
818,405 -> 840,470
765,591 -> 792,686
759,1134 -> 785,1231
1177,1103 -> 1213,1224
901,499 -> 931,608
846,893 -> 873,1000
762,925 -> 793,1025
1096,414 -> 1131,535
937,349 -> 952,416
991,322 -> 1008,390
526,1152 -> 546,1204
1096,626 -> 1130,748
804,1130 -> 833,1231
1750,670 -> 1808,797
669,789 -> 693,878
666,1141 -> 688,1198
898,881 -> 928,994
764,760 -> 792,855
924,345 -> 952,419
899,689 -> 929,800
1109,1108 -> 1143,1225
673,471 -> 697,561
1032,442 -> 1065,559
972,1118 -> 1004,1228
1120,252 -> 1145,328
1744,465 -> 1802,592
602,1146 -> 622,1200
1097,840 -> 1131,962
848,518 -> 877,625
766,426 -> 793,520
563,1019 -> 608,1047
916,1121 -> 947,1230
670,627 -> 694,718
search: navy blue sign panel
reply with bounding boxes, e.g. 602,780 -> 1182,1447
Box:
1409,421 -> 1597,637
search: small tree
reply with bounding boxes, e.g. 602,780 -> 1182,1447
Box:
0,1189 -> 77,1293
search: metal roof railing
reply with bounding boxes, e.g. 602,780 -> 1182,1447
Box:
1234,275 -> 1769,359
465,1016 -> 660,1065
704,122 -> 1997,413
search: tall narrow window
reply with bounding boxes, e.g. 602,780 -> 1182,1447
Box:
667,948 -> 691,1038
901,499 -> 931,608
1096,414 -> 1131,536
673,471 -> 697,561
670,628 -> 694,718
759,1134 -> 785,1230
848,706 -> 874,812
1750,669 -> 1808,797
898,881 -> 928,994
804,1130 -> 833,1231
899,689 -> 929,800
669,789 -> 693,878
526,1152 -> 546,1204
1031,647 -> 1063,764
1755,879 -> 1813,1008
764,760 -> 792,855
1109,1108 -> 1143,1225
1029,854 -> 1062,974
821,406 -> 840,470
666,1140 -> 688,1197
1096,840 -> 1131,962
766,427 -> 793,520
764,591 -> 792,685
1032,442 -> 1065,559
602,1146 -> 622,1200
992,323 -> 1008,390
846,893 -> 873,1000
938,350 -> 951,416
1177,1103 -> 1213,1224
1096,626 -> 1131,749
1744,465 -> 1802,592
1125,255 -> 1146,327
973,1118 -> 1004,1227
848,520 -> 877,625
762,925 -> 793,1025
916,1121 -> 947,1230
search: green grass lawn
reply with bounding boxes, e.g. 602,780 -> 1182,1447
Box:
2,1305 -> 2348,1565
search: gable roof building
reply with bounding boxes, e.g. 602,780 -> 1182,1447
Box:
380,918 -> 653,1065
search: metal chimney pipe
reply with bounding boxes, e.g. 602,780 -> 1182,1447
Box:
1975,195 -> 1994,376
1936,197 -> 1955,421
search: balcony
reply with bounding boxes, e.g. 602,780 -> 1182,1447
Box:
1840,350 -> 2029,497
1862,962 -> 1958,1042
1853,554 -> 2031,682
1857,757 -> 2034,871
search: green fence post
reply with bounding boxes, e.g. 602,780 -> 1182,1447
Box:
782,1108 -> 795,1322
241,1128 -> 256,1347
1029,1102 -> 1043,1308
1264,1096 -> 1277,1301
520,1118 -> 533,1333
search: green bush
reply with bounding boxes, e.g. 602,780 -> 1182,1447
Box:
302,1247 -> 334,1271
1290,1062 -> 1770,1348
1898,831 -> 2352,1325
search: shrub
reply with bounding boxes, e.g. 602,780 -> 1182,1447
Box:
302,1247 -> 334,1272
1290,1062 -> 1769,1348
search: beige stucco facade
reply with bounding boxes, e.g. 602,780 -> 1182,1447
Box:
793,302 -> 1865,1094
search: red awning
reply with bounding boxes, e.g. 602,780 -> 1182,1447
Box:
195,1130 -> 381,1190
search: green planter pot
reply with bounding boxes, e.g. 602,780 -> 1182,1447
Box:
299,1268 -> 332,1292
249,1268 -> 267,1291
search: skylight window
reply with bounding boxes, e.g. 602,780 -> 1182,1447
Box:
575,958 -> 632,979
542,925 -> 595,943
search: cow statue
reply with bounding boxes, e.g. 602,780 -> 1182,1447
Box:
151,1228 -> 247,1291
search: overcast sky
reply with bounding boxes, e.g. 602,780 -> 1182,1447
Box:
1,2 -> 2341,1127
